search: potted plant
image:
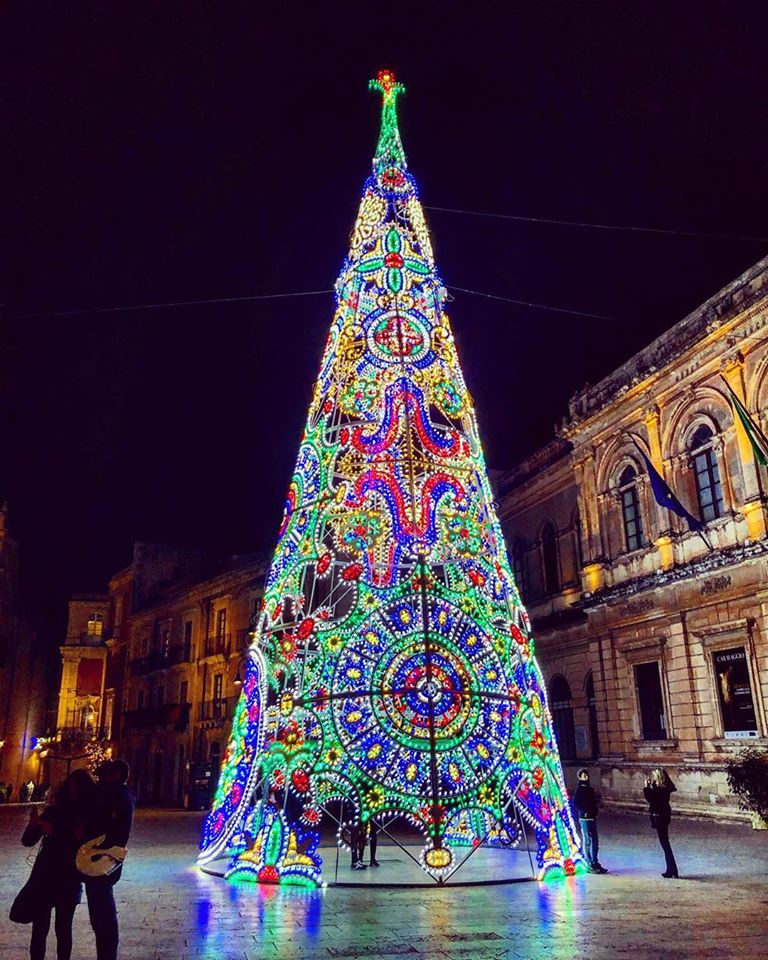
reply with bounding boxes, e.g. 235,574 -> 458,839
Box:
726,748 -> 768,829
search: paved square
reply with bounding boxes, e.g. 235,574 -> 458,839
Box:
2,806 -> 766,959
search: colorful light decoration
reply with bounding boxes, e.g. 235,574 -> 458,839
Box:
199,70 -> 583,884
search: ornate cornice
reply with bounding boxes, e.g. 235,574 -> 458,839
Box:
576,538 -> 768,610
565,258 -> 768,428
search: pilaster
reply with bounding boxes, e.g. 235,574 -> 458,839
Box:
721,353 -> 767,538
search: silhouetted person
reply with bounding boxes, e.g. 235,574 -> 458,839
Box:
349,821 -> 367,869
643,767 -> 679,878
572,768 -> 607,873
84,759 -> 135,960
369,819 -> 380,867
21,769 -> 97,960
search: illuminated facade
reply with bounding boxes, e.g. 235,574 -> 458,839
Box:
499,255 -> 768,817
0,504 -> 49,790
198,72 -> 583,885
119,550 -> 266,807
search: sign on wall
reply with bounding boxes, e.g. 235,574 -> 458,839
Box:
713,647 -> 758,738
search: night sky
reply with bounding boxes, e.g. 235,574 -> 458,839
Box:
3,3 -> 767,632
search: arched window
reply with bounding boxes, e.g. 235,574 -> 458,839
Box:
585,671 -> 600,759
690,424 -> 724,523
618,465 -> 643,552
512,538 -> 527,601
541,523 -> 560,594
549,675 -> 576,761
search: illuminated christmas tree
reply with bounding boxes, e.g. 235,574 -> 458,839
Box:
199,71 -> 583,884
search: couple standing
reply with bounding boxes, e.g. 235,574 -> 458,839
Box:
573,766 -> 679,878
16,759 -> 134,960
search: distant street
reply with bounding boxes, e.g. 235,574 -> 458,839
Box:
1,807 -> 766,960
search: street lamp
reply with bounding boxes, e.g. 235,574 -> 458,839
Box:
233,624 -> 258,688
233,656 -> 249,688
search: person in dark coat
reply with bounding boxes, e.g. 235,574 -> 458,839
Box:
572,768 -> 607,874
83,759 -> 135,960
21,769 -> 97,960
643,767 -> 679,878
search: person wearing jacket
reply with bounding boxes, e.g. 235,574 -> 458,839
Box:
643,767 -> 679,878
21,769 -> 97,960
84,759 -> 135,960
572,768 -> 608,874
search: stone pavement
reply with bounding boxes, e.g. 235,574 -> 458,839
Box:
1,806 -> 767,960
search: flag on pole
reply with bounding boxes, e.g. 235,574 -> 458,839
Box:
629,437 -> 705,532
721,378 -> 768,466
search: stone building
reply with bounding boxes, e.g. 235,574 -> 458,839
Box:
110,545 -> 266,806
56,595 -> 112,739
45,543 -> 266,802
0,504 -> 49,791
499,255 -> 768,818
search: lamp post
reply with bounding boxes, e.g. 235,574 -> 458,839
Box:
233,622 -> 258,689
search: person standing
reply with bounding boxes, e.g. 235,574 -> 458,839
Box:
572,768 -> 607,874
643,767 -> 679,878
369,819 -> 380,868
19,769 -> 97,960
349,820 -> 367,870
83,759 -> 135,960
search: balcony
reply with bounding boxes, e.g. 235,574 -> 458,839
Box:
123,702 -> 191,732
129,644 -> 192,676
56,725 -> 111,744
203,633 -> 232,658
66,632 -> 107,647
199,697 -> 236,724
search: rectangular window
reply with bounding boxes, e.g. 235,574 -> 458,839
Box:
87,612 -> 104,637
622,488 -> 643,551
156,686 -> 165,707
693,450 -> 724,522
212,673 -> 224,720
180,680 -> 189,705
635,661 -> 667,740
713,647 -> 758,737
137,689 -> 145,710
216,609 -> 227,640
183,621 -> 193,661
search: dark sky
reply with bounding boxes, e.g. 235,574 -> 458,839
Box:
2,2 -> 767,630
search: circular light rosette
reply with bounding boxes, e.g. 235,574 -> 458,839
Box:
326,595 -> 513,800
367,310 -> 431,364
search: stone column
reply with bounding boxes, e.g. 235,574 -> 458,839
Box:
642,406 -> 675,568
575,448 -> 607,592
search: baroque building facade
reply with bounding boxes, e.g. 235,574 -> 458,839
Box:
499,255 -> 768,818
47,542 -> 267,806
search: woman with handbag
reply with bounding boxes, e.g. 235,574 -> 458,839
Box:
643,767 -> 679,879
12,769 -> 98,960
